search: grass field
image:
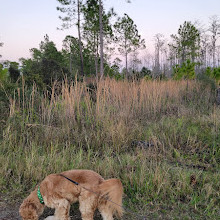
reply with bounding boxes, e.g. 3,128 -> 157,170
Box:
0,78 -> 219,219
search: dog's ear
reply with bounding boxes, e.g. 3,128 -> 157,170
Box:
19,201 -> 38,220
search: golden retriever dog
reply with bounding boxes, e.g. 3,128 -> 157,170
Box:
19,169 -> 123,220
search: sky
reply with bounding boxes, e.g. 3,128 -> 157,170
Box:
0,0 -> 220,62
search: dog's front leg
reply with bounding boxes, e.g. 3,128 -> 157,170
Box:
79,196 -> 96,220
53,199 -> 71,220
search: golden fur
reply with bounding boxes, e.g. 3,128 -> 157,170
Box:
19,169 -> 123,220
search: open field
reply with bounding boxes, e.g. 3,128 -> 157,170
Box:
0,79 -> 219,219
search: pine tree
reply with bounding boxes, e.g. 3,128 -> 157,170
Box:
169,21 -> 200,65
82,0 -> 115,77
114,14 -> 145,77
57,0 -> 85,76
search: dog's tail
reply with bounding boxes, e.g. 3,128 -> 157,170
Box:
98,178 -> 123,218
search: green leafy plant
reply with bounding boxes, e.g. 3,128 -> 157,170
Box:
173,59 -> 196,80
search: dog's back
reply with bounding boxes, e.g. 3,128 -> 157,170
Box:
61,169 -> 104,186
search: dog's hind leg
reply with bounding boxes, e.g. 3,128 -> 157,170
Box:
53,199 -> 71,220
98,204 -> 114,220
99,211 -> 113,220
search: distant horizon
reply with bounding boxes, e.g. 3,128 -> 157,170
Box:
0,0 -> 220,62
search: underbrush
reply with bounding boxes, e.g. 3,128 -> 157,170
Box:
0,79 -> 219,219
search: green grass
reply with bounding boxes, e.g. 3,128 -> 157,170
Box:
0,79 -> 219,219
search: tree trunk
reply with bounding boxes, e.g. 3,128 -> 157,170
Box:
124,37 -> 128,78
217,87 -> 220,105
69,50 -> 72,74
181,47 -> 186,65
99,0 -> 104,78
213,43 -> 216,67
77,0 -> 84,77
95,55 -> 98,78
95,35 -> 99,79
155,48 -> 160,76
125,52 -> 128,78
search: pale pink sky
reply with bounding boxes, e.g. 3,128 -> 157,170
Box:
0,0 -> 220,62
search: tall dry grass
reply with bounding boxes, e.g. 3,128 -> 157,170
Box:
6,79 -> 213,149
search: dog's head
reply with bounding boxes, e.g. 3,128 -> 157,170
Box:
19,200 -> 39,220
19,196 -> 45,220
19,187 -> 45,220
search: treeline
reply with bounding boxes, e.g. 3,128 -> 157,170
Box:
150,16 -> 220,81
0,1 -> 220,89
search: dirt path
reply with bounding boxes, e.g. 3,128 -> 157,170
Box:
0,197 -> 20,220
